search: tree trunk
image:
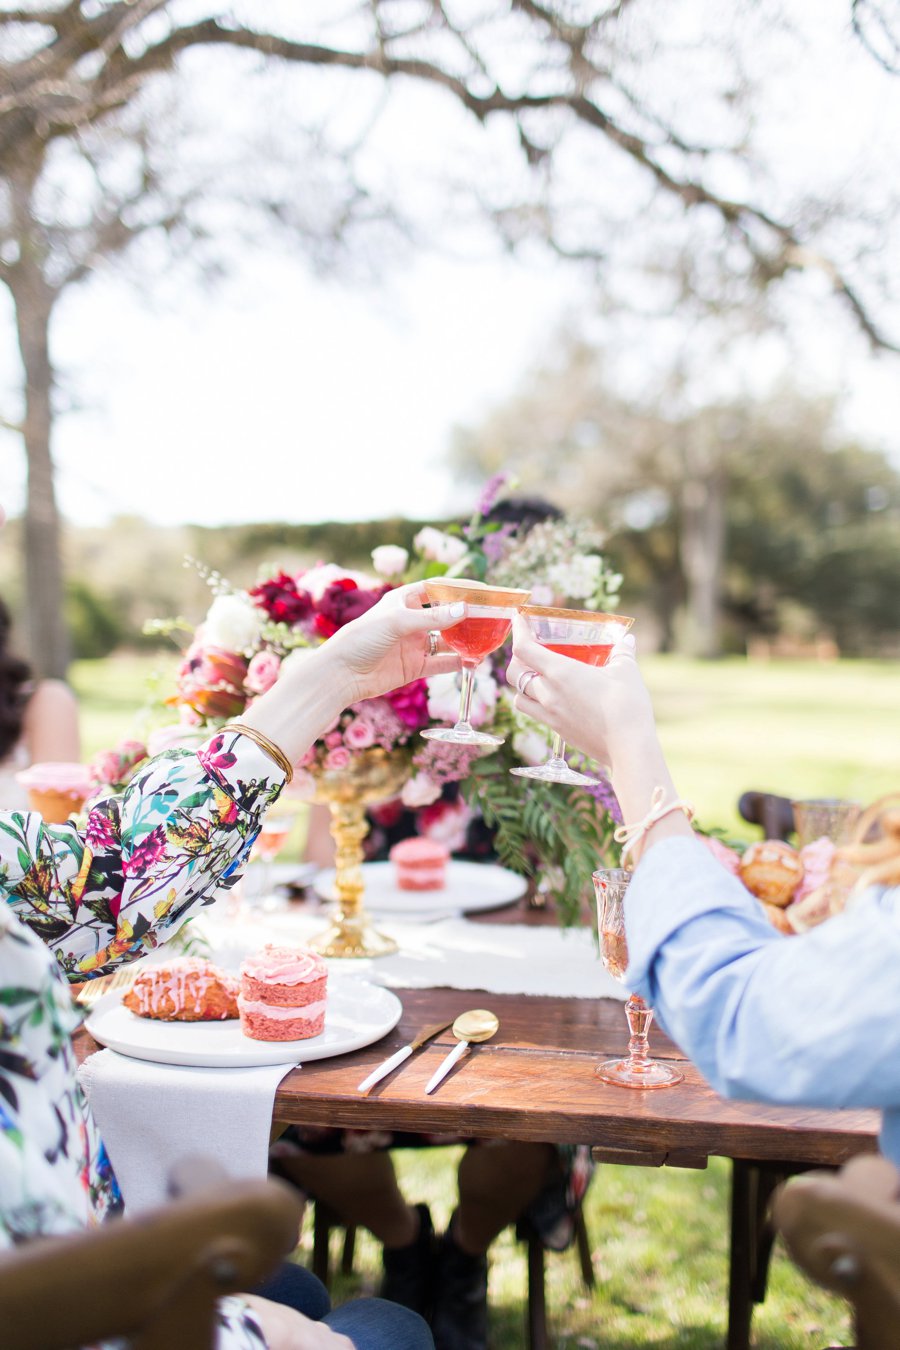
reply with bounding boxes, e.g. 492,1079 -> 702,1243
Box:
5,165 -> 68,677
678,466 -> 726,659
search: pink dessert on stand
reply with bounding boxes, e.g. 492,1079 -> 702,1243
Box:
238,944 -> 328,1041
389,837 -> 450,891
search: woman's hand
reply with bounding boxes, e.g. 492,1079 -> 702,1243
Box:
241,1295 -> 354,1350
319,582 -> 462,703
506,617 -> 655,776
243,583 -> 463,766
507,617 -> 691,860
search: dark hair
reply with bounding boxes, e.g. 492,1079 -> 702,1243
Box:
483,494 -> 563,537
0,599 -> 33,760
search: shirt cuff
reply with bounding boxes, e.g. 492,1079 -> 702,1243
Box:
197,729 -> 287,807
624,834 -> 773,987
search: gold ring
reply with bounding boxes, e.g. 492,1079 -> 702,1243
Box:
427,630 -> 440,658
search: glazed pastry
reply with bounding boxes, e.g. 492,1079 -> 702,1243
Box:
123,957 -> 240,1021
739,839 -> 804,907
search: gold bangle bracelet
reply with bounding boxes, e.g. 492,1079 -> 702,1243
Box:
227,722 -> 294,785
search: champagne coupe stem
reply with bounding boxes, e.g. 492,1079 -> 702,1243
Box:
257,855 -> 273,903
548,733 -> 567,767
455,664 -> 476,734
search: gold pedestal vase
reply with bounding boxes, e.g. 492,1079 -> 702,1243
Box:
309,747 -> 409,958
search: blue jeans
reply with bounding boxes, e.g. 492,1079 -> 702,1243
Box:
252,1262 -> 434,1349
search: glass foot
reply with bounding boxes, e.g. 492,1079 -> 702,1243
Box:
596,1057 -> 684,1089
421,726 -> 505,747
510,761 -> 598,786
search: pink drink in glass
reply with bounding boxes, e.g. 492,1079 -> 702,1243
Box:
421,578 -> 530,747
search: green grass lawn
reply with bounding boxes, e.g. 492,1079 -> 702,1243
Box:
70,650 -> 891,1347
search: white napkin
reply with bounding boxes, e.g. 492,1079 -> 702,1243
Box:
78,1049 -> 292,1213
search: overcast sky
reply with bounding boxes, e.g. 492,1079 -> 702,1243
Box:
1,0 -> 898,530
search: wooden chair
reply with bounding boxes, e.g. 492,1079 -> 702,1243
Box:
0,1165 -> 304,1350
738,790 -> 795,841
773,1154 -> 900,1350
311,1195 -> 595,1350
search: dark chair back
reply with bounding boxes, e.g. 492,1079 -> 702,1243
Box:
738,791 -> 795,841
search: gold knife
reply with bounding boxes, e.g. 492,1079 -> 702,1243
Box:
357,1018 -> 456,1094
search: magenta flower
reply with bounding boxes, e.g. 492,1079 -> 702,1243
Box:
123,825 -> 168,878
385,679 -> 430,729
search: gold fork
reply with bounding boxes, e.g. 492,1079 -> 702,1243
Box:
74,967 -> 138,1008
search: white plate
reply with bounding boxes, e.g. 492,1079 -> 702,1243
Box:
84,977 -> 402,1068
313,859 -> 527,916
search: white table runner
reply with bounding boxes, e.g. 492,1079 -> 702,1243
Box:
198,905 -> 627,1002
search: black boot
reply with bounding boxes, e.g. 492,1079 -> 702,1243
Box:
431,1216 -> 489,1350
380,1202 -> 435,1317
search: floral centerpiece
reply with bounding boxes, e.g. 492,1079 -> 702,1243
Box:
141,477 -> 627,926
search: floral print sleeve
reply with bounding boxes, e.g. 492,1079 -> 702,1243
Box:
0,905 -> 270,1350
0,732 -> 284,981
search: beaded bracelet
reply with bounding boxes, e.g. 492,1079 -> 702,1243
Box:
227,722 -> 294,785
614,785 -> 694,866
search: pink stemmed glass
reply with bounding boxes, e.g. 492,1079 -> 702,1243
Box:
510,607 -> 634,787
593,868 -> 683,1089
420,578 -> 531,748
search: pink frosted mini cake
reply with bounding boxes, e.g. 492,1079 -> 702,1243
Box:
389,837 -> 450,891
238,944 -> 328,1042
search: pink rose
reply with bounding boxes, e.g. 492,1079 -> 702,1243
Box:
325,730 -> 344,749
245,649 -> 282,695
344,718 -> 376,749
325,746 -> 352,771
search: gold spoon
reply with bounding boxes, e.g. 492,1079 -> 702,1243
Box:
424,1009 -> 499,1095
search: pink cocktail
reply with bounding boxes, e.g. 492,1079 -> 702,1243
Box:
421,578 -> 530,747
511,606 -> 633,786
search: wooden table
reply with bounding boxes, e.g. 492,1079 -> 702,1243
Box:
270,986 -> 879,1349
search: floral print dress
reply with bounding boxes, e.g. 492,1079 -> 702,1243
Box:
0,732 -> 283,1349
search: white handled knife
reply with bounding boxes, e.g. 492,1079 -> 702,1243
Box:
357,1018 -> 455,1094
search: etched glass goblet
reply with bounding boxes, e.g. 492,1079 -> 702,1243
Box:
594,867 -> 683,1089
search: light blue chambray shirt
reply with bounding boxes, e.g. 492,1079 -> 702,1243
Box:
625,836 -> 899,1163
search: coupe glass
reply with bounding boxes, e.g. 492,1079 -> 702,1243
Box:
594,868 -> 683,1089
420,578 -> 530,747
510,607 -> 634,786
250,801 -> 301,910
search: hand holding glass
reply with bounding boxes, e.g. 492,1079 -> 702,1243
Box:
420,578 -> 530,747
511,607 -> 634,786
594,868 -> 682,1089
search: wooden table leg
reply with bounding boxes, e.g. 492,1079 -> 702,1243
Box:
728,1160 -> 793,1350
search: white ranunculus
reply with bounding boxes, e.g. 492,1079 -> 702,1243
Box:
512,724 -> 553,766
401,773 -> 443,809
427,660 -> 497,728
371,544 -> 409,577
547,554 -> 603,600
203,594 -> 262,653
413,526 -> 469,566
